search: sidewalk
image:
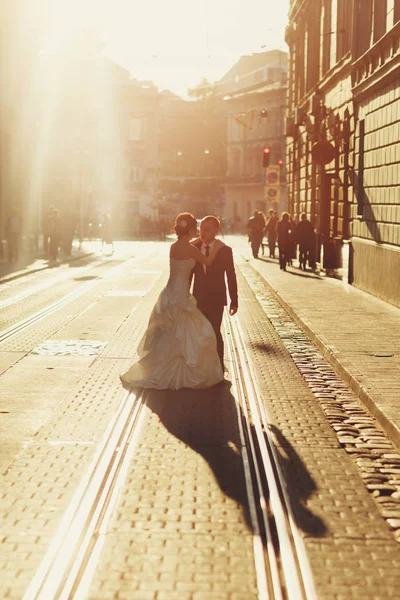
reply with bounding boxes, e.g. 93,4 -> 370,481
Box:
236,243 -> 400,448
0,241 -> 93,284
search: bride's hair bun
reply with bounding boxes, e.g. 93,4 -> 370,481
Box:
174,212 -> 197,237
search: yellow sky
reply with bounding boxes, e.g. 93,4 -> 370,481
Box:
45,0 -> 289,96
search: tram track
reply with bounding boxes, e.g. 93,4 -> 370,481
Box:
23,388 -> 148,600
224,314 -> 317,600
0,254 -> 101,311
0,261 -> 122,345
21,312 -> 318,600
0,252 -> 158,348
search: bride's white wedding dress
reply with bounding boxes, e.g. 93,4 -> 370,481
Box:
120,257 -> 224,390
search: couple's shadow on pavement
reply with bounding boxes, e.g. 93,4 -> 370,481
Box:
146,382 -> 327,540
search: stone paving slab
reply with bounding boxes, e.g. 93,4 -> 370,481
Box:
88,386 -> 258,600
234,266 -> 400,598
2,241 -> 400,599
0,255 -> 164,598
230,236 -> 400,449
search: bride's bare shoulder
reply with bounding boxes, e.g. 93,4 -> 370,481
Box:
170,240 -> 192,260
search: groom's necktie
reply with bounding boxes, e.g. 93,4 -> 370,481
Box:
204,245 -> 210,275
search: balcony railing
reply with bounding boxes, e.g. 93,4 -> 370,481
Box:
352,20 -> 400,94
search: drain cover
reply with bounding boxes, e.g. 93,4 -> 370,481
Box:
32,340 -> 108,356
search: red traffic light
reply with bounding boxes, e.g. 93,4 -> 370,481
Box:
278,159 -> 284,165
262,146 -> 271,167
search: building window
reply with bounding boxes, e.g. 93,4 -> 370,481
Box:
306,4 -> 320,91
231,149 -> 241,175
395,0 -> 400,22
357,120 -> 365,217
129,118 -> 142,141
295,25 -> 306,101
321,0 -> 332,75
337,0 -> 352,59
330,0 -> 338,68
356,0 -> 373,57
129,166 -> 141,182
373,0 -> 387,42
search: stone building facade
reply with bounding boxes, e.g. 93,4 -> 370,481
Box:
215,50 -> 288,230
351,1 -> 400,306
286,0 -> 400,306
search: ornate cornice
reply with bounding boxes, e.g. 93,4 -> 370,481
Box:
352,21 -> 400,100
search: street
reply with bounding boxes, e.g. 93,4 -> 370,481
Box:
1,237 -> 400,600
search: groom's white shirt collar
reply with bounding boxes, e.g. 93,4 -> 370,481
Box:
200,239 -> 215,253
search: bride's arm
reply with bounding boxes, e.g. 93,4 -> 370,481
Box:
189,240 -> 225,266
190,236 -> 202,246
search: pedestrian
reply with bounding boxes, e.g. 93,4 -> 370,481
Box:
265,209 -> 279,258
101,213 -> 114,254
62,208 -> 76,256
49,208 -> 62,262
296,213 -> 315,270
247,210 -> 266,258
288,213 -> 297,265
277,212 -> 294,271
191,215 -> 238,369
120,213 -> 226,390
6,208 -> 22,263
42,205 -> 54,256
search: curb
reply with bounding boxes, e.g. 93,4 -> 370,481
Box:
247,259 -> 400,450
0,253 -> 94,285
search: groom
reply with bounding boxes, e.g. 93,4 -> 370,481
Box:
191,216 -> 238,368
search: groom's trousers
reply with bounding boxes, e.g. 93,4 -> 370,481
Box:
198,303 -> 224,368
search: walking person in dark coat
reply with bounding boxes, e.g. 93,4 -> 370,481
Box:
277,212 -> 294,271
49,208 -> 62,262
62,208 -> 76,256
42,205 -> 55,256
296,213 -> 315,270
101,213 -> 114,254
6,208 -> 22,263
191,215 -> 238,368
265,209 -> 279,258
288,213 -> 297,265
247,210 -> 266,258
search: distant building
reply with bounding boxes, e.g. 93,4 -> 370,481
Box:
156,88 -> 227,221
34,56 -> 161,238
286,0 -> 400,306
214,50 -> 288,230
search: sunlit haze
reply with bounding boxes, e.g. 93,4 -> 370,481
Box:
44,0 -> 289,96
0,0 -> 290,246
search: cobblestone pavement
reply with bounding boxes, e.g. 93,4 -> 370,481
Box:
231,236 -> 400,448
1,240 -> 400,599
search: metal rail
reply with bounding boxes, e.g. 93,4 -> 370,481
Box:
0,258 -> 136,345
0,255 -> 101,311
224,314 -> 317,600
23,388 -> 147,600
19,284 -> 316,599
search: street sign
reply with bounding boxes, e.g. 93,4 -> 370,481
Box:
264,165 -> 281,202
264,187 -> 280,202
265,165 -> 280,185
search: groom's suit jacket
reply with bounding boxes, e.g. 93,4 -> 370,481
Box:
190,241 -> 238,309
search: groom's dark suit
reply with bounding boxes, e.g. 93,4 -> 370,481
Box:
191,241 -> 238,366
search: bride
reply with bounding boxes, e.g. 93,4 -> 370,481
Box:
120,213 -> 225,390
